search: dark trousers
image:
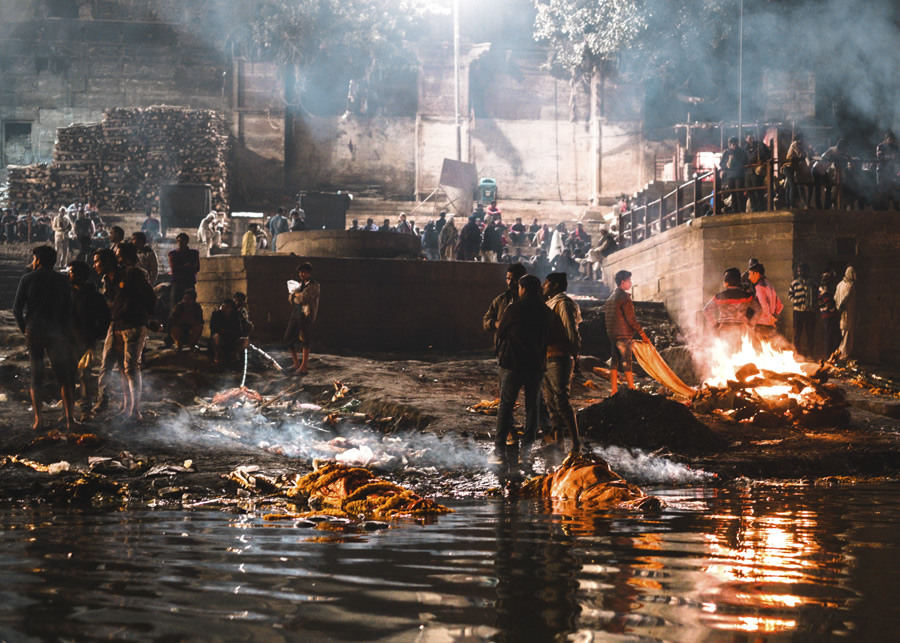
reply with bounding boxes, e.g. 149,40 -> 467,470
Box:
723,176 -> 746,212
746,171 -> 766,211
495,368 -> 543,450
813,173 -> 833,209
792,310 -> 816,358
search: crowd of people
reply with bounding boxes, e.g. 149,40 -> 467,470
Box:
347,200 -> 619,282
715,130 -> 900,213
11,222 -> 259,430
702,258 -> 858,362
484,261 -> 651,472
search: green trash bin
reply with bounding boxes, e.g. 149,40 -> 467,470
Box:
478,178 -> 497,203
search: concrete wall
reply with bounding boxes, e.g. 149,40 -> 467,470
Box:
277,230 -> 422,259
0,11 -> 230,165
289,115 -> 417,198
601,210 -> 900,364
195,256 -> 507,352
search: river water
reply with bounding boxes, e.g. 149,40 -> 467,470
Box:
0,483 -> 898,641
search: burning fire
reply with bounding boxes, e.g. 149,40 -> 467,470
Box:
705,336 -> 812,399
694,334 -> 849,428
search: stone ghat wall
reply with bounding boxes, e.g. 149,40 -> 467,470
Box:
195,256 -> 507,352
602,210 -> 900,364
6,106 -> 231,212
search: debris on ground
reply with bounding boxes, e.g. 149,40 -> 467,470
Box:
467,398 -> 501,415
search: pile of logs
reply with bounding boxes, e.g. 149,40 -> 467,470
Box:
7,106 -> 231,212
692,362 -> 851,428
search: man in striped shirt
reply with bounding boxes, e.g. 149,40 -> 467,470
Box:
789,263 -> 817,359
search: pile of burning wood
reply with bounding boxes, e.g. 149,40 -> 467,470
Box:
7,106 -> 231,212
692,339 -> 850,428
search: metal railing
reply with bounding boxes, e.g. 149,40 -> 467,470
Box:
617,160 -> 779,249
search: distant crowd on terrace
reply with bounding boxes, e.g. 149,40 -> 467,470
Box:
706,130 -> 899,214
342,201 -> 620,282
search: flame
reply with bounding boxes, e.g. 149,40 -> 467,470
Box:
705,335 -> 805,397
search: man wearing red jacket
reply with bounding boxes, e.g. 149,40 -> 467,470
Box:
603,270 -> 649,395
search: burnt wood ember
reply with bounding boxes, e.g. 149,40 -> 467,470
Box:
7,106 -> 231,212
693,363 -> 851,429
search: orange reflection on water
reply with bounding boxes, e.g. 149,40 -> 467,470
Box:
699,508 -> 846,634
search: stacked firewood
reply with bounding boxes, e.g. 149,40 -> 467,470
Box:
692,363 -> 850,428
6,164 -> 51,207
6,106 -> 231,212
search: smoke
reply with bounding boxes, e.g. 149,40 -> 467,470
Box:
138,397 -> 490,474
589,445 -> 716,485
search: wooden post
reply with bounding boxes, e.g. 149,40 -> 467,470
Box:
644,204 -> 652,240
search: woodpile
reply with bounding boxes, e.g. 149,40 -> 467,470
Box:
6,106 -> 231,212
692,362 -> 850,428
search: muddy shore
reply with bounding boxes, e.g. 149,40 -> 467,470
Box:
1,316 -> 899,512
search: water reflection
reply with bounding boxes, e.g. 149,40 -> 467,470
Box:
0,484 -> 897,640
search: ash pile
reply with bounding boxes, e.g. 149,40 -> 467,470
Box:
7,106 -> 231,211
577,389 -> 727,454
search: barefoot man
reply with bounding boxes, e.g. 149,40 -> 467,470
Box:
604,270 -> 650,395
13,245 -> 79,430
284,262 -> 320,375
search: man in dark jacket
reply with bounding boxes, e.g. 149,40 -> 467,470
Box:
604,270 -> 649,395
720,136 -> 748,213
494,275 -> 557,463
543,272 -> 582,453
209,298 -> 250,365
14,245 -> 79,431
67,260 -> 110,420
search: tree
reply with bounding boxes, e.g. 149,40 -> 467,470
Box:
227,0 -> 447,113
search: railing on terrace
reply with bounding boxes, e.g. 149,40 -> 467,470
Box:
615,158 -> 841,249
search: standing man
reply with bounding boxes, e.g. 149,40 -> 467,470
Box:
483,264 -> 527,337
13,245 -> 79,431
108,226 -> 125,253
241,223 -> 259,256
438,215 -> 458,261
51,207 -> 72,268
834,266 -> 857,360
67,259 -> 110,421
493,275 -> 556,465
284,262 -> 320,375
875,131 -> 898,210
818,271 -> 841,360
703,267 -> 761,354
167,232 -> 201,319
131,231 -> 158,285
743,133 -> 771,212
747,263 -> 784,347
267,207 -> 289,251
395,213 -> 414,235
542,272 -> 583,453
720,136 -> 748,213
604,270 -> 650,395
789,263 -> 817,359
93,244 -> 156,421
